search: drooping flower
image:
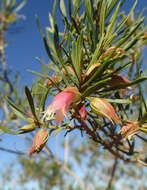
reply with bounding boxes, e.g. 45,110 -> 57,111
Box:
110,73 -> 131,87
89,97 -> 120,124
43,87 -> 81,125
121,120 -> 139,140
77,104 -> 87,120
29,129 -> 49,156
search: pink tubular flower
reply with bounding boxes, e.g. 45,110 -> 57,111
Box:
78,104 -> 87,120
43,87 -> 80,126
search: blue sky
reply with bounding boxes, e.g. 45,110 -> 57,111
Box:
6,0 -> 53,85
0,0 -> 147,188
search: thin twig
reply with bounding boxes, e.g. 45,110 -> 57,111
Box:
64,133 -> 69,165
0,18 -> 14,92
106,157 -> 118,190
0,146 -> 25,155
80,120 -> 136,162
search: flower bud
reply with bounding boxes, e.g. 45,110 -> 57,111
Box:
44,76 -> 61,88
101,47 -> 125,60
89,97 -> 120,124
110,73 -> 131,88
78,104 -> 87,120
121,120 -> 139,140
19,123 -> 36,133
62,66 -> 75,76
84,63 -> 100,78
29,129 -> 49,156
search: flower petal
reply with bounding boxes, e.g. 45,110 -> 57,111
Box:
55,109 -> 65,126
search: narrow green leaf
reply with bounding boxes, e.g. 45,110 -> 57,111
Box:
75,32 -> 83,78
104,33 -> 117,48
124,29 -> 146,51
36,16 -> 56,63
53,127 -> 66,136
53,23 -> 72,86
14,0 -> 26,13
27,70 -> 62,91
115,0 -> 138,33
85,0 -> 96,48
46,27 -> 55,52
86,34 -> 104,72
83,54 -> 119,89
1,0 -> 6,14
43,37 -> 56,63
106,0 -> 119,18
53,0 -> 57,26
38,88 -> 50,114
106,98 -> 131,104
0,123 -> 19,135
49,13 -> 54,32
105,2 -> 121,42
71,41 -> 80,81
6,97 -> 28,117
85,0 -> 93,25
99,0 -> 106,39
25,86 -> 38,122
140,112 -> 147,124
7,0 -> 15,12
82,78 -> 111,99
59,0 -> 67,17
35,15 -> 44,38
68,0 -> 72,19
136,134 -> 147,143
10,106 -> 31,123
140,128 -> 147,133
116,18 -> 144,48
